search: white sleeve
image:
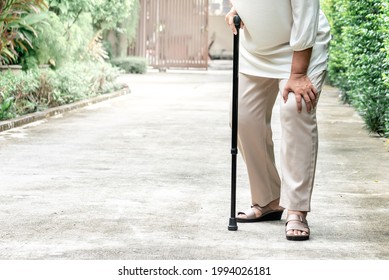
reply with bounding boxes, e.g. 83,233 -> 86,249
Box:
290,0 -> 320,51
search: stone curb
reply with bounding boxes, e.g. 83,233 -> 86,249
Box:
0,87 -> 130,132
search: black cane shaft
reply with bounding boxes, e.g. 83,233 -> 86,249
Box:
232,32 -> 239,151
228,15 -> 241,231
229,154 -> 237,226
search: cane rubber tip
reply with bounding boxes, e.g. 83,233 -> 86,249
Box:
228,218 -> 238,231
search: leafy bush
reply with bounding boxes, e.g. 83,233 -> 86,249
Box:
0,91 -> 15,120
0,70 -> 41,117
47,0 -> 139,34
110,57 -> 148,74
0,62 -> 123,121
322,0 -> 389,137
0,0 -> 48,65
91,0 -> 135,31
51,61 -> 123,104
18,11 -> 70,69
0,1 -> 137,123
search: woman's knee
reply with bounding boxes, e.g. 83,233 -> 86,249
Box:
280,94 -> 317,128
281,94 -> 301,119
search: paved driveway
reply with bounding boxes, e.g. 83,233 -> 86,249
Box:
0,70 -> 388,259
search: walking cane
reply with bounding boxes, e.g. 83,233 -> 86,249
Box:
228,15 -> 241,231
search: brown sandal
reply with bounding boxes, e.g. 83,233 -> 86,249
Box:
285,214 -> 310,241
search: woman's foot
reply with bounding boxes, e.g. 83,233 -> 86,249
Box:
285,210 -> 310,241
236,198 -> 284,223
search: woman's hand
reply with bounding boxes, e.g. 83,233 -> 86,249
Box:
283,48 -> 316,113
225,7 -> 244,35
282,73 -> 317,113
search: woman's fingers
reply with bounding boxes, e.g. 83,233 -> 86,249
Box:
302,93 -> 312,113
284,75 -> 318,113
225,16 -> 237,34
225,7 -> 238,34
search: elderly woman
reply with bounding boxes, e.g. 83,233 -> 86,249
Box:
225,0 -> 331,241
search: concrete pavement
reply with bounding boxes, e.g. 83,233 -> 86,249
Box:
0,69 -> 388,260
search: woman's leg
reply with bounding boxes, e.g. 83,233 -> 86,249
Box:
237,73 -> 281,209
278,71 -> 327,237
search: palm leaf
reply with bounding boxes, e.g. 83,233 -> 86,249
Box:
0,0 -> 48,64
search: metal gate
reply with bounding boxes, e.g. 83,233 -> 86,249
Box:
136,0 -> 209,70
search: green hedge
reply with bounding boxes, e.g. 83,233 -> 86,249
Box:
0,62 -> 123,121
322,0 -> 389,137
110,56 -> 148,74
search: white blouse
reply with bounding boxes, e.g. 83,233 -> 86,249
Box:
230,0 -> 331,78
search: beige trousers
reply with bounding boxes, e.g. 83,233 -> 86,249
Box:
237,71 -> 326,212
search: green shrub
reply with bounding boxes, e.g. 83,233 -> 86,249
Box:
0,70 -> 43,117
110,57 -> 148,74
0,1 -> 136,122
51,61 -> 123,104
18,11 -> 70,69
0,92 -> 15,120
0,0 -> 48,65
17,12 -> 98,69
0,61 -> 123,121
322,0 -> 389,137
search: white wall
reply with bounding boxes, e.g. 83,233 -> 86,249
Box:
208,15 -> 233,59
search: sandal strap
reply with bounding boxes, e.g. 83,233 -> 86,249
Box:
286,214 -> 307,223
285,214 -> 310,233
237,205 -> 263,219
237,208 -> 256,219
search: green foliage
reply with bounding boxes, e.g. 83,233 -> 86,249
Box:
2,0 -> 140,67
0,62 -> 123,121
0,1 -> 136,122
43,0 -> 140,62
51,61 -> 122,104
18,11 -> 108,69
47,0 -> 94,40
47,0 -> 139,34
0,0 -> 48,65
322,0 -> 389,137
64,13 -> 95,61
124,0 -> 140,43
48,0 -> 93,21
13,69 -> 51,114
86,31 -> 109,62
110,56 -> 147,74
0,69 -> 41,117
0,89 -> 15,120
18,11 -> 70,69
91,0 -> 134,31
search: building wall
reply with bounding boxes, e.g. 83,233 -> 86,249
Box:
208,15 -> 232,59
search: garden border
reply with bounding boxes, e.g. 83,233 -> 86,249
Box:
0,86 -> 130,132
